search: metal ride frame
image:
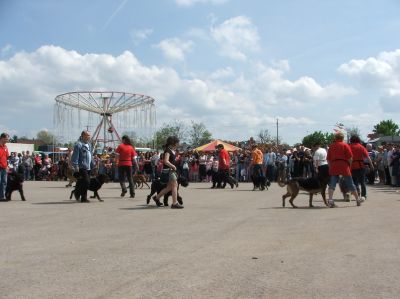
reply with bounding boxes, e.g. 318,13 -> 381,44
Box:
54,91 -> 156,151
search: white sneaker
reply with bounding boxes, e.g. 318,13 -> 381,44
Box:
360,196 -> 366,202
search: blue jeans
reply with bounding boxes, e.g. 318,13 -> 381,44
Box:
329,175 -> 356,192
0,168 -> 7,199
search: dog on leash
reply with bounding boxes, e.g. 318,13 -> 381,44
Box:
133,174 -> 150,189
277,162 -> 329,208
146,176 -> 189,206
251,174 -> 271,191
69,174 -> 109,202
5,171 -> 26,201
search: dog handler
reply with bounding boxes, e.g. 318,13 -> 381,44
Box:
349,135 -> 374,200
152,136 -> 183,209
0,133 -> 10,200
115,135 -> 137,198
251,144 -> 265,190
327,132 -> 362,208
71,130 -> 93,203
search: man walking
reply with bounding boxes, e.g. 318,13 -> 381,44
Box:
251,144 -> 265,190
71,131 -> 92,203
0,133 -> 10,201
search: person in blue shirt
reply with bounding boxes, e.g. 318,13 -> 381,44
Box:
71,130 -> 92,202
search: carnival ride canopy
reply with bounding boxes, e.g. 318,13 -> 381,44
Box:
194,139 -> 240,152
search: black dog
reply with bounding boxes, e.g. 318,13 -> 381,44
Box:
251,175 -> 271,191
211,170 -> 238,189
70,174 -> 109,202
146,176 -> 188,206
4,171 -> 26,201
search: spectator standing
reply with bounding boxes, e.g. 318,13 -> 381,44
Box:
265,148 -> 276,182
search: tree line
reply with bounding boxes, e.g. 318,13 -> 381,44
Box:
9,119 -> 399,149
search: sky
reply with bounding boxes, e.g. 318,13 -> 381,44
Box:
0,0 -> 400,145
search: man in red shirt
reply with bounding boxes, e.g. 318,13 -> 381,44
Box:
0,133 -> 10,200
327,132 -> 362,208
349,135 -> 374,200
217,144 -> 238,189
115,135 -> 137,198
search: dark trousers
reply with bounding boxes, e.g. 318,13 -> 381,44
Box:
384,166 -> 391,185
253,164 -> 264,178
266,164 -> 275,182
352,168 -> 366,197
76,169 -> 90,200
119,166 -> 134,196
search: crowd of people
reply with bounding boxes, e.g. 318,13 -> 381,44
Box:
1,130 -> 399,205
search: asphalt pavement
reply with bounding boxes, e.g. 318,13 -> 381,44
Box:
1,180 -> 399,298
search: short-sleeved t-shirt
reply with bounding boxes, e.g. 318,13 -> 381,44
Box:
327,141 -> 352,176
218,149 -> 230,170
252,148 -> 263,165
350,143 -> 369,170
0,144 -> 9,169
115,143 -> 137,167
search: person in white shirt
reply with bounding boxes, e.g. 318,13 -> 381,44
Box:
313,142 -> 329,179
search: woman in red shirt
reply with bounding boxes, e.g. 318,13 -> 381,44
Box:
349,135 -> 374,200
115,135 -> 137,198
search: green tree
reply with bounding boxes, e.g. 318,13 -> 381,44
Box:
154,121 -> 187,149
373,119 -> 400,136
188,121 -> 212,147
36,130 -> 57,144
302,131 -> 335,148
11,135 -> 18,143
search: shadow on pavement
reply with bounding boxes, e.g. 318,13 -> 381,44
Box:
32,201 -> 79,205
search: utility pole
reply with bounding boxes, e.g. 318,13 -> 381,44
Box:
276,118 -> 279,146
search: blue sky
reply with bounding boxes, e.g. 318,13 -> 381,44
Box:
1,0 -> 400,144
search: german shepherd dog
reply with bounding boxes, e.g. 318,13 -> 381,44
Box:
69,174 -> 109,202
133,174 -> 150,189
5,171 -> 26,201
146,176 -> 189,206
277,162 -> 329,208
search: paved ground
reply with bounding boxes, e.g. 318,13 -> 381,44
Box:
0,180 -> 399,299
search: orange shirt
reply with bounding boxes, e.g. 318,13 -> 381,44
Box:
115,143 -> 137,166
327,141 -> 352,176
252,148 -> 263,165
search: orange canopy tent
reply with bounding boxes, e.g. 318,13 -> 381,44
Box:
194,139 -> 241,152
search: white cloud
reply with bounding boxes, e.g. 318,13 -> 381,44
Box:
211,16 -> 260,61
338,49 -> 400,113
130,28 -> 153,45
155,38 -> 194,61
0,45 -> 356,143
175,0 -> 229,6
1,44 -> 12,56
208,67 -> 234,80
